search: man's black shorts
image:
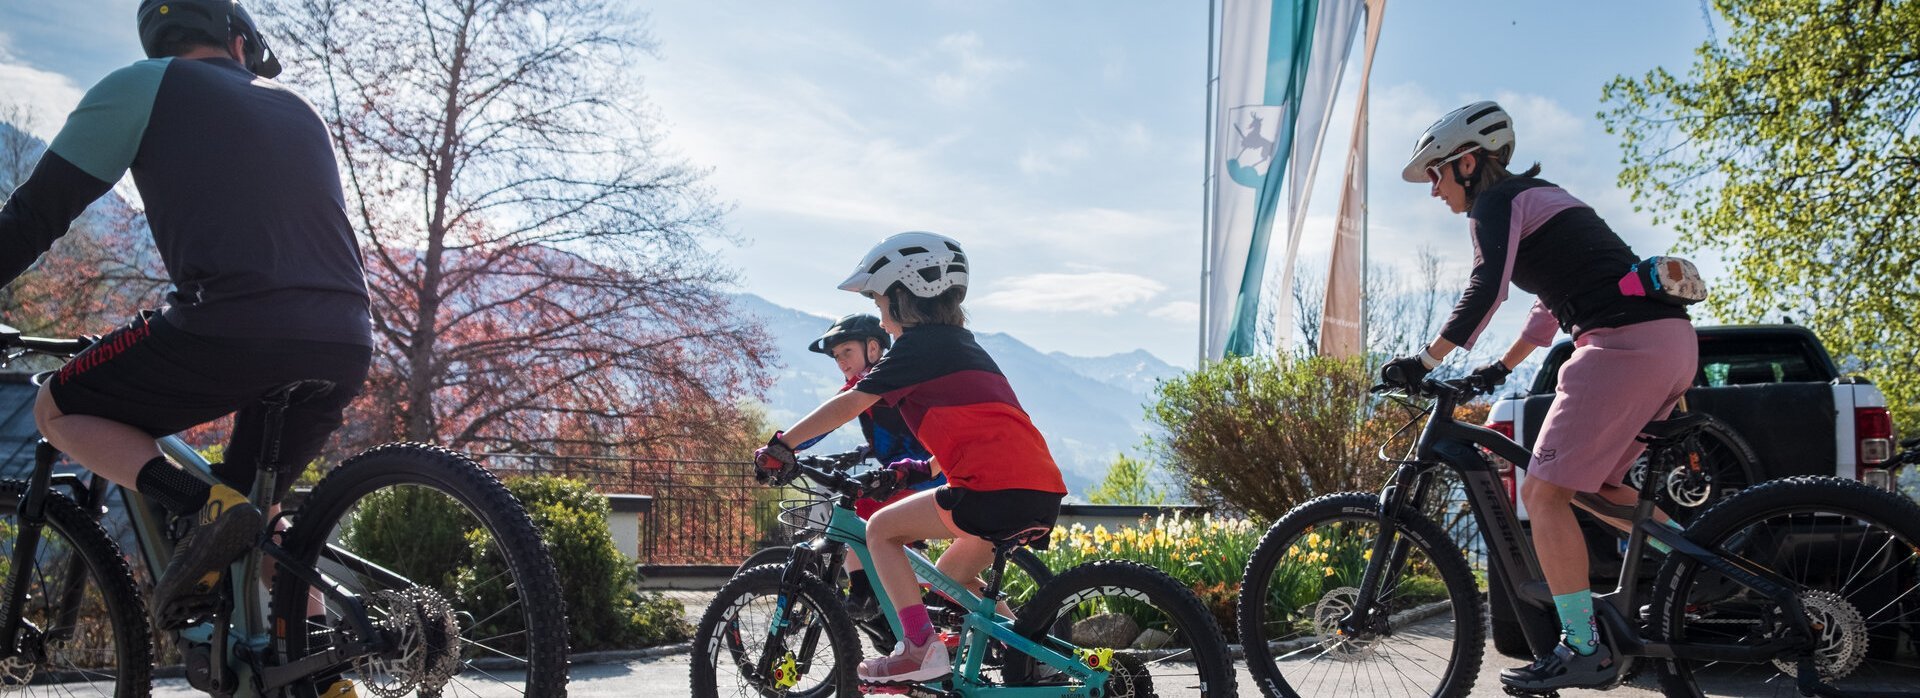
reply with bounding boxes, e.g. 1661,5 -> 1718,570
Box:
48,310 -> 371,498
935,486 -> 1063,549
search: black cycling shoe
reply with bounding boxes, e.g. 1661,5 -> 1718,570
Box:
1500,641 -> 1618,692
152,484 -> 264,629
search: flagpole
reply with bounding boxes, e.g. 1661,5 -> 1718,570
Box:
1199,0 -> 1219,365
1360,2 -> 1370,358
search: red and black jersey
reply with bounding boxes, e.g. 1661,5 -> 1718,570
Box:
852,324 -> 1066,495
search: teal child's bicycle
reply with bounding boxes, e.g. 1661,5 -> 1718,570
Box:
690,455 -> 1237,697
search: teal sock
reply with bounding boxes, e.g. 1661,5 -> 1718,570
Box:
1552,590 -> 1600,655
1647,519 -> 1683,554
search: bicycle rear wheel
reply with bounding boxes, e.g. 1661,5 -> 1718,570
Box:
1008,558 -> 1237,697
1653,476 -> 1920,698
1237,492 -> 1482,698
0,479 -> 150,696
269,443 -> 569,697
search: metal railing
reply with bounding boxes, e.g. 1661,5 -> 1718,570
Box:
474,453 -> 778,566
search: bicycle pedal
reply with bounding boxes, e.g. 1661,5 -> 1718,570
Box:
1501,686 -> 1559,698
858,681 -> 953,697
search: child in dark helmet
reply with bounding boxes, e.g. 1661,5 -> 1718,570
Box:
756,232 -> 1066,685
800,313 -> 940,620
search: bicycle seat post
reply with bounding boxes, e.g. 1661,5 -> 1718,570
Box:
983,543 -> 1014,604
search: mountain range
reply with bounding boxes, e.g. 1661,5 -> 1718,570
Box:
731,293 -> 1184,495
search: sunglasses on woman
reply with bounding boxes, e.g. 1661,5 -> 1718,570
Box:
1425,147 -> 1480,184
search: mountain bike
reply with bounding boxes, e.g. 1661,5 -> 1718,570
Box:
0,326 -> 569,696
736,450 -> 1056,654
1236,376 -> 1920,698
691,455 -> 1237,697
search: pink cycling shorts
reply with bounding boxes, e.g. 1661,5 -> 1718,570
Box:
1527,318 -> 1698,493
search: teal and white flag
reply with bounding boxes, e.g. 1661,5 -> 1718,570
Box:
1204,0 -> 1366,359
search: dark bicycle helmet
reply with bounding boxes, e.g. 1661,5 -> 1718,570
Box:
808,314 -> 891,355
137,0 -> 282,78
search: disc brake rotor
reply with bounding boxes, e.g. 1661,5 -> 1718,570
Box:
1312,586 -> 1379,660
1666,464 -> 1713,508
353,587 -> 463,698
1771,590 -> 1868,680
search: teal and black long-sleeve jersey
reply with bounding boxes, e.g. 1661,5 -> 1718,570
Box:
0,57 -> 370,346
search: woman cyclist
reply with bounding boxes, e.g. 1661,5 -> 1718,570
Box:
1383,101 -> 1698,693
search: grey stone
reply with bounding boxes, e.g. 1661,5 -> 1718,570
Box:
1070,612 -> 1140,649
1130,628 -> 1173,650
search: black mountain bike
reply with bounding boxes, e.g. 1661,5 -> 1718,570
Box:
0,326 -> 569,696
1237,376 -> 1920,698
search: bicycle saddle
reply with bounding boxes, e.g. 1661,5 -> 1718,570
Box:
989,524 -> 1053,551
1638,412 -> 1711,441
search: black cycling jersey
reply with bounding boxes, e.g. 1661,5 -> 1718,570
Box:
1440,176 -> 1687,349
0,57 -> 371,346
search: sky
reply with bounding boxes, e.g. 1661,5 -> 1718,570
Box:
0,1 -> 1725,369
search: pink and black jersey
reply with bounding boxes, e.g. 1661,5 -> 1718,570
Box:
1441,177 -> 1688,349
852,324 -> 1066,495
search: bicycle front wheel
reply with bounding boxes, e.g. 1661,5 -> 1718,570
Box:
1653,476 -> 1920,698
1237,492 -> 1483,698
0,480 -> 150,696
690,563 -> 860,698
1009,558 -> 1238,697
269,443 -> 569,697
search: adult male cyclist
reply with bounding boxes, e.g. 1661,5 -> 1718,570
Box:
0,0 -> 372,673
802,313 -> 938,618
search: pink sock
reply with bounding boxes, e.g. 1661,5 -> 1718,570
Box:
898,604 -> 933,646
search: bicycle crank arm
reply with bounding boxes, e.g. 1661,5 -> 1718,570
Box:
257,541 -> 385,653
256,635 -> 381,694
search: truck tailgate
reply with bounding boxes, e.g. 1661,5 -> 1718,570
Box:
1518,383 -> 1835,477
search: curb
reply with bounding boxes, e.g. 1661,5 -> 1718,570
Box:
144,642 -> 700,681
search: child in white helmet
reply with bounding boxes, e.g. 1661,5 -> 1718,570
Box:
755,232 -> 1067,685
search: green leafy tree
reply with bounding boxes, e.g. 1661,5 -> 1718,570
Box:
1147,354 -> 1395,520
1601,0 -> 1920,427
1086,454 -> 1168,506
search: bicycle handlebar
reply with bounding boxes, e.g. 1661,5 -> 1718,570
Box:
0,325 -> 94,360
1369,376 -> 1491,401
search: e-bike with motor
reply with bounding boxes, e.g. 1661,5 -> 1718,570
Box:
0,325 -> 570,697
1237,376 -> 1920,698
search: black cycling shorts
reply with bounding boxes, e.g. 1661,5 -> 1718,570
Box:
934,486 -> 1063,549
47,310 -> 371,501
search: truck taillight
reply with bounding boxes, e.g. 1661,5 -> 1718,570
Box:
1856,406 -> 1895,491
1488,420 -> 1517,503
1857,407 -> 1893,465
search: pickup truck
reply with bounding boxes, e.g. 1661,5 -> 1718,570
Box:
1480,324 -> 1902,657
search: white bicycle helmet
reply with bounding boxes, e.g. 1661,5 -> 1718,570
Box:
1400,100 -> 1515,183
838,232 -> 969,298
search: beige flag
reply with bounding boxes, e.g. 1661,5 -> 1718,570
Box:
1319,0 -> 1386,358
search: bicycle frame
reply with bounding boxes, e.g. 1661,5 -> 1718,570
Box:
764,472 -> 1107,697
0,435 -> 389,697
1361,382 -> 1824,682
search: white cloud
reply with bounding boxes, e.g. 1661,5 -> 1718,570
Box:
0,57 -> 85,141
929,32 -> 1020,104
973,272 -> 1167,315
1149,301 -> 1199,323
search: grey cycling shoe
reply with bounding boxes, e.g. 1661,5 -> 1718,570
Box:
1500,641 -> 1618,693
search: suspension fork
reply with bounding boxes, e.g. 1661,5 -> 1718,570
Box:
42,473 -> 108,646
1349,463 -> 1428,632
757,541 -> 826,680
0,442 -> 61,658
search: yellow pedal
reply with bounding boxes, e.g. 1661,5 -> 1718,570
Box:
318,679 -> 358,697
1076,647 -> 1114,670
